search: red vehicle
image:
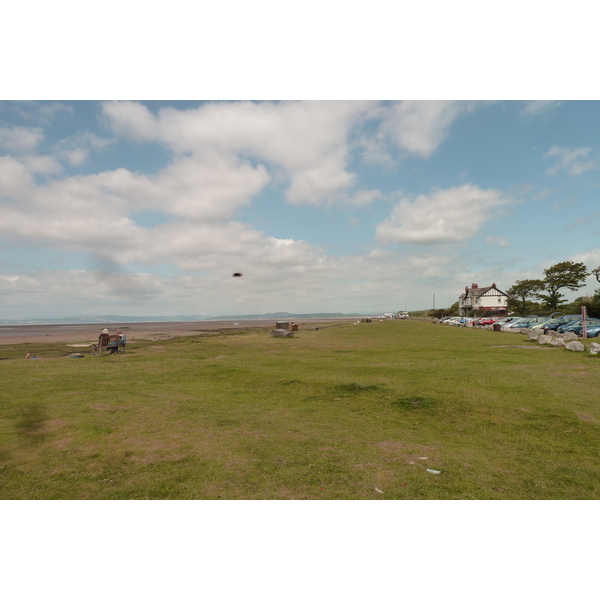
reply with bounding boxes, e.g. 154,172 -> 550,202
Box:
476,317 -> 501,326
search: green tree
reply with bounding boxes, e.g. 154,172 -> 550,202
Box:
538,261 -> 589,311
506,279 -> 544,316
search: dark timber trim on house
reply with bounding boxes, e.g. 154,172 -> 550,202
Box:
458,283 -> 509,316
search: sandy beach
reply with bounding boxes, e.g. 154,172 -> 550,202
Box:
0,318 -> 357,346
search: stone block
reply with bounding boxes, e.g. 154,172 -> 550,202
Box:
270,329 -> 294,338
565,341 -> 585,352
561,332 -> 579,342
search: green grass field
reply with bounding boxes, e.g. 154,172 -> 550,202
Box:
1,320 -> 599,499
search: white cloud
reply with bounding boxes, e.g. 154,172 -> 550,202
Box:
0,241 -> 469,318
544,145 -> 596,176
52,131 -> 114,166
150,157 -> 271,220
101,100 -> 373,206
349,189 -> 382,207
0,156 -> 37,199
376,101 -> 470,159
99,101 -> 479,207
18,154 -> 63,175
376,184 -> 512,244
484,235 -> 512,248
0,151 -> 272,259
10,101 -> 73,124
100,101 -> 159,141
0,125 -> 44,153
520,101 -> 562,117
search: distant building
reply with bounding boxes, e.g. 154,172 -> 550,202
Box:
458,283 -> 508,316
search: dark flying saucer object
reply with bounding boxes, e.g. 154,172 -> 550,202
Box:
232,272 -> 243,277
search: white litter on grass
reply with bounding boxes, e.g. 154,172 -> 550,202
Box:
426,469 -> 441,475
375,487 -> 384,494
418,457 -> 428,460
67,344 -> 93,347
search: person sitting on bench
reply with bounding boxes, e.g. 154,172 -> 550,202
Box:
107,329 -> 126,354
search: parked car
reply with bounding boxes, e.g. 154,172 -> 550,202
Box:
542,315 -> 581,334
506,316 -> 541,329
584,325 -> 600,338
515,316 -> 552,329
477,317 -> 502,326
487,317 -> 510,327
442,317 -> 461,325
501,317 -> 525,329
558,317 -> 600,335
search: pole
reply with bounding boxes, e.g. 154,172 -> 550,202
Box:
433,294 -> 435,310
582,305 -> 587,339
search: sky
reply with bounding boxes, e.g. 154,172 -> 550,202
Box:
1,2 -> 598,321
1,99 -> 599,319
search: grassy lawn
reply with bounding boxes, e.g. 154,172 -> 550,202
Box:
1,320 -> 599,499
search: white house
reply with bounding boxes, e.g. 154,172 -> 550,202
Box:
458,283 -> 508,316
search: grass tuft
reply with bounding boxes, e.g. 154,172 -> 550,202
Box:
391,396 -> 438,410
330,383 -> 384,394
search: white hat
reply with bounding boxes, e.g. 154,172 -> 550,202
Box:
102,328 -> 109,334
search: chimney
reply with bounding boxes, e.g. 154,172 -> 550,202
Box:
472,283 -> 478,289
492,283 -> 496,288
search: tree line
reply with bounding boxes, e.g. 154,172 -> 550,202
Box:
505,261 -> 594,316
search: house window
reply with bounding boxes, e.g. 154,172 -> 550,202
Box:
498,298 -> 502,303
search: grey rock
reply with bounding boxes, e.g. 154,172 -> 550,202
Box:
550,338 -> 567,347
589,342 -> 600,355
270,329 -> 294,338
561,332 -> 579,342
565,341 -> 585,352
537,335 -> 553,345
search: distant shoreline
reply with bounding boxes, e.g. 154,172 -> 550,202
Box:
0,313 -> 371,327
0,317 -> 360,346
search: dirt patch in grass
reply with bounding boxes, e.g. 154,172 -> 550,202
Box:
38,419 -> 69,434
490,345 -> 557,350
575,411 -> 600,424
551,371 -> 589,378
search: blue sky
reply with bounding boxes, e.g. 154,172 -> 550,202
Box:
1,99 -> 599,318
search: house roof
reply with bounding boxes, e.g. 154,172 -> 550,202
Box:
461,283 -> 508,299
